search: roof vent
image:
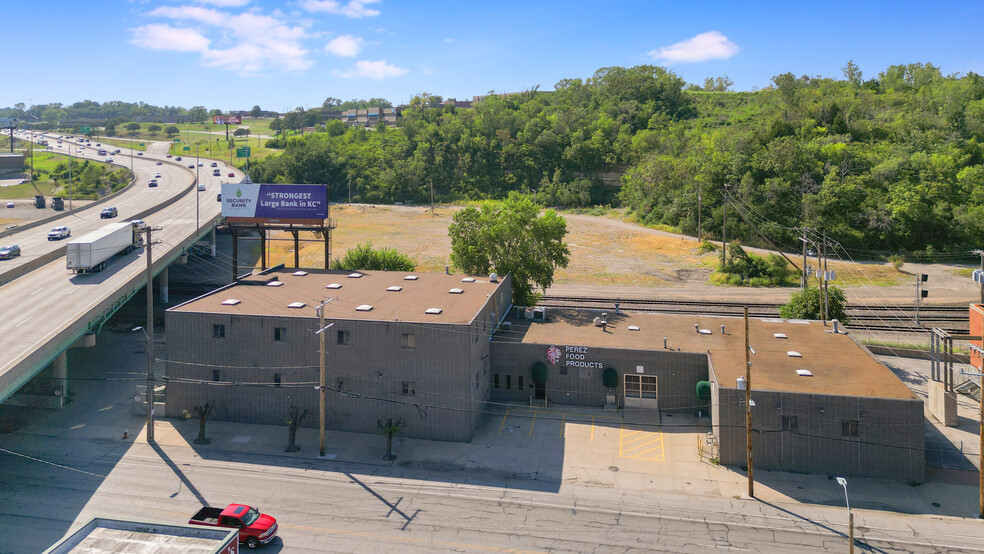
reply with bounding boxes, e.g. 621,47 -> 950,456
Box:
326,283 -> 342,289
774,333 -> 787,339
787,351 -> 802,357
287,302 -> 306,309
796,369 -> 814,377
425,308 -> 443,315
449,288 -> 463,294
355,304 -> 373,311
628,325 -> 640,331
404,275 -> 418,281
292,271 -> 308,277
266,281 -> 283,287
387,286 -> 402,292
698,329 -> 711,335
489,273 -> 498,282
348,273 -> 363,278
221,299 -> 241,306
461,277 -> 476,283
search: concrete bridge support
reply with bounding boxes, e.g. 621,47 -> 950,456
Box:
53,352 -> 68,408
160,266 -> 169,305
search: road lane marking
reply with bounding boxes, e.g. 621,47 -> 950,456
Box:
15,316 -> 33,328
29,287 -> 44,296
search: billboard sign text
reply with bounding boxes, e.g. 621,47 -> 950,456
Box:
221,183 -> 327,220
213,115 -> 242,125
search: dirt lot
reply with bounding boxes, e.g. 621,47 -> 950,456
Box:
255,204 -> 981,306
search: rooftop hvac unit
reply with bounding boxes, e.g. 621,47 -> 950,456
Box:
736,377 -> 746,390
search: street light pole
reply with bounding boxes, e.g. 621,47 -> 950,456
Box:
196,145 -> 200,230
143,225 -> 161,442
836,477 -> 853,553
745,306 -> 753,498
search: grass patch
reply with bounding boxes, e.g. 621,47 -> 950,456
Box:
952,267 -> 974,277
0,181 -> 57,200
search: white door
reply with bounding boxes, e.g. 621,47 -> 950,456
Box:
624,374 -> 658,409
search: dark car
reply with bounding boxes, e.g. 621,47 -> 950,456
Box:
166,154 -> 172,158
176,156 -> 182,161
188,163 -> 195,168
137,152 -> 144,156
148,179 -> 158,187
156,161 -> 163,166
228,172 -> 235,177
0,244 -> 21,260
100,206 -> 118,218
210,162 -> 218,167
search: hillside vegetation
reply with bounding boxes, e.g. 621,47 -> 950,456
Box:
249,63 -> 984,256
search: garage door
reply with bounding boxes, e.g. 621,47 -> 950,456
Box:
624,374 -> 657,408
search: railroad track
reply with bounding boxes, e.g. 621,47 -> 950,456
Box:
538,295 -> 969,334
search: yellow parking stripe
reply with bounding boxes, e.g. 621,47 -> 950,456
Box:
619,427 -> 665,461
498,409 -> 510,434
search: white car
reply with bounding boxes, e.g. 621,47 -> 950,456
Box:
197,184 -> 206,191
47,226 -> 71,240
155,172 -> 162,178
5,201 -> 14,208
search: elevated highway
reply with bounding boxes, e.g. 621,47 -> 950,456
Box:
0,131 -> 243,404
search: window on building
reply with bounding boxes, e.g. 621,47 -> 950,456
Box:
274,373 -> 281,387
841,420 -> 859,437
212,370 -> 221,382
518,375 -> 524,390
781,416 -> 798,431
401,333 -> 415,349
337,330 -> 350,345
213,324 -> 225,338
506,375 -> 512,390
274,327 -> 286,341
402,381 -> 415,396
494,374 -> 500,388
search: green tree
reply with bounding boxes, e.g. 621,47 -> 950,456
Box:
333,241 -> 417,271
377,418 -> 404,461
250,105 -> 262,118
779,286 -> 848,322
285,405 -> 308,452
189,106 -> 208,122
147,124 -> 162,135
233,127 -> 251,137
164,125 -> 179,137
449,192 -> 570,305
125,122 -> 141,136
842,60 -> 863,88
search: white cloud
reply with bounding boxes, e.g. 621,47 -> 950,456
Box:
339,60 -> 407,79
443,37 -> 454,43
648,31 -> 739,63
134,5 -> 312,75
129,24 -> 211,52
195,0 -> 250,6
325,35 -> 364,57
299,0 -> 380,18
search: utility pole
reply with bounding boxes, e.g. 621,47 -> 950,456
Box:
697,186 -> 702,240
430,178 -> 434,214
801,228 -> 808,291
348,176 -> 351,204
823,230 -> 829,323
143,225 -> 162,442
315,298 -> 336,457
974,250 -> 984,304
722,184 -> 729,266
745,306 -> 753,498
196,145 -> 200,230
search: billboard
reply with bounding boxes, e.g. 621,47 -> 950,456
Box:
0,118 -> 17,129
212,115 -> 242,125
222,183 -> 328,223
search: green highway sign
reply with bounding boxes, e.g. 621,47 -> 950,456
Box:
183,146 -> 191,151
236,147 -> 251,158
173,138 -> 181,143
80,126 -> 90,133
139,143 -> 145,147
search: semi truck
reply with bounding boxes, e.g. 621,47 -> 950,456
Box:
189,504 -> 278,549
66,221 -> 142,274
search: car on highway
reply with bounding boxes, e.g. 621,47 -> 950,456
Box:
228,172 -> 235,177
148,179 -> 158,187
100,207 -> 118,219
47,226 -> 71,240
166,154 -> 172,158
188,163 -> 195,168
210,162 -> 218,167
155,172 -> 162,178
198,183 -> 206,191
175,156 -> 182,161
95,143 -> 101,147
156,161 -> 163,166
213,169 -> 221,176
0,245 -> 21,260
5,201 -> 13,208
105,158 -> 113,163
198,162 -> 204,167
137,152 -> 143,156
130,219 -> 146,230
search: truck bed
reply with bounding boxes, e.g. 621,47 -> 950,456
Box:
190,506 -> 224,524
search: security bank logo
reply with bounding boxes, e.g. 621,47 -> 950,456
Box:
546,345 -> 562,365
236,188 -> 243,198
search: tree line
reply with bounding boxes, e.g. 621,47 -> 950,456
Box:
249,63 -> 984,256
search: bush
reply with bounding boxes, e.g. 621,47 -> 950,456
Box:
333,242 -> 417,271
714,243 -> 796,286
779,286 -> 849,322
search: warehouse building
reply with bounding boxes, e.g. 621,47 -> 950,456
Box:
166,270 -> 924,481
490,309 -> 924,482
166,269 -> 512,442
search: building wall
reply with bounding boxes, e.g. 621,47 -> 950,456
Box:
0,153 -> 24,172
490,333 -> 709,411
970,303 -> 983,370
713,385 -> 925,482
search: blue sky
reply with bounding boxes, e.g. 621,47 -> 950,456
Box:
3,1 -> 982,111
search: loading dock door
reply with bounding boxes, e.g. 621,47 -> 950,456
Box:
624,374 -> 658,409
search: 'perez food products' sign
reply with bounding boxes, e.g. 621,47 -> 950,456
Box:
547,345 -> 604,369
221,183 -> 327,220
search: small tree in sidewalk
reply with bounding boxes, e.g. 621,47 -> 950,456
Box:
183,402 -> 214,444
377,418 -> 404,461
285,405 -> 309,452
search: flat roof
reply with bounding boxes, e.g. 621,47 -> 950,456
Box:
506,309 -> 916,400
43,518 -> 236,554
169,269 -> 506,325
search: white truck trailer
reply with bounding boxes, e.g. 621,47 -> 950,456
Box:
66,222 -> 141,274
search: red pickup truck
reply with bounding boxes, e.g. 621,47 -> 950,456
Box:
188,503 -> 278,549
